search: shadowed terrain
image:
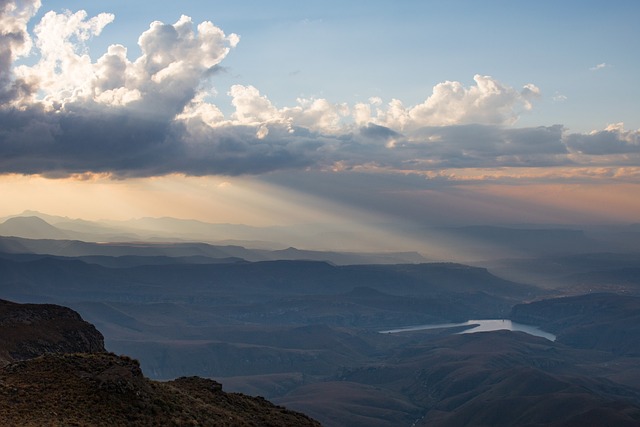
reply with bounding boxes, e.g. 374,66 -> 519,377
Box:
0,353 -> 320,427
2,217 -> 640,426
0,299 -> 320,426
281,331 -> 640,427
511,293 -> 640,356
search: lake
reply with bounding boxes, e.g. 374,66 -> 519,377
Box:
380,319 -> 556,341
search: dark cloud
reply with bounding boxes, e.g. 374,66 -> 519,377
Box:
0,104 -> 589,178
177,123 -> 321,176
354,124 -> 570,170
359,123 -> 402,141
565,126 -> 640,155
0,107 -> 169,176
0,106 -> 324,177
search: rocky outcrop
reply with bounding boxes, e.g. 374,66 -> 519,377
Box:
0,299 -> 320,426
0,299 -> 105,365
0,352 -> 321,426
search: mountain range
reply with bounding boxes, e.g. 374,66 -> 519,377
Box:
0,215 -> 426,265
2,211 -> 640,425
3,211 -> 639,263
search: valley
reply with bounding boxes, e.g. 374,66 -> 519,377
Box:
1,213 -> 640,426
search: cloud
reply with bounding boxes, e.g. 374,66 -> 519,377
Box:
11,8 -> 238,116
302,124 -> 568,173
0,99 -> 573,177
396,75 -> 540,129
0,0 -> 40,103
589,62 -> 610,71
191,76 -> 539,135
361,74 -> 540,130
0,3 -> 635,180
339,76 -> 541,132
565,123 -> 640,155
552,93 -> 567,102
0,106 -> 328,177
228,85 -> 280,125
354,124 -> 569,170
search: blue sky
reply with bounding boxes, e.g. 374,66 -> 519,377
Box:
1,0 -> 640,232
28,0 -> 640,131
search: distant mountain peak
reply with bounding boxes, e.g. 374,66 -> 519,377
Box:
0,216 -> 69,240
20,209 -> 59,217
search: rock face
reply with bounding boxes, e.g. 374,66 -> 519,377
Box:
0,299 -> 105,365
0,353 -> 321,426
0,299 -> 320,426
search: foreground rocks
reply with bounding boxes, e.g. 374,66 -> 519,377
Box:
0,299 -> 105,365
0,353 -> 320,426
0,299 -> 320,426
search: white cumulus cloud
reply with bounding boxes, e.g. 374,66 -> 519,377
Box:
11,9 -> 238,116
380,75 -> 540,130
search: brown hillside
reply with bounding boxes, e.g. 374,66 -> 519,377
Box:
0,299 -> 320,426
0,352 -> 320,426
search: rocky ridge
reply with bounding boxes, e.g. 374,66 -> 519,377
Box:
0,299 -> 320,426
0,299 -> 105,365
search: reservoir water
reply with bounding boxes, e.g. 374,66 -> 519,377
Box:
380,319 -> 556,341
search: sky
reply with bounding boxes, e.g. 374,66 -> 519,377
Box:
1,0 -> 639,231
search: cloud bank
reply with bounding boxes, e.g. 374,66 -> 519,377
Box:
0,2 -> 637,179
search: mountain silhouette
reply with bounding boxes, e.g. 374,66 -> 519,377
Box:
0,216 -> 69,240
